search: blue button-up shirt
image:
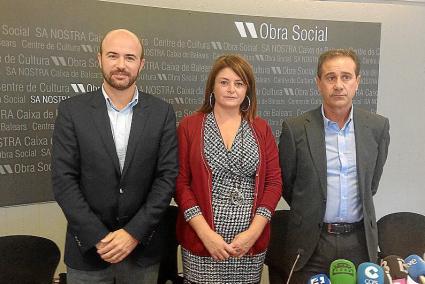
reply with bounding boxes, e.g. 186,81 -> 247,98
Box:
102,86 -> 139,172
322,105 -> 363,223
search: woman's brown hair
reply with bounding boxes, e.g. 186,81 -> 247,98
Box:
198,54 -> 257,121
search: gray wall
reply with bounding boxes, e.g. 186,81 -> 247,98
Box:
1,0 -> 424,279
104,0 -> 425,217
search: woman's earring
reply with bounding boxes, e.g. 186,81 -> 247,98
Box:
209,93 -> 215,108
240,96 -> 251,112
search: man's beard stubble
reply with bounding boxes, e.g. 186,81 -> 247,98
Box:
102,68 -> 139,91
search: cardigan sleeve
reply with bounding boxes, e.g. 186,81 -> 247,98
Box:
256,120 -> 282,214
174,117 -> 200,213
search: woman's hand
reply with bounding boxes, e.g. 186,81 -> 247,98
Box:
189,214 -> 236,260
230,214 -> 268,258
199,229 -> 236,260
229,229 -> 258,258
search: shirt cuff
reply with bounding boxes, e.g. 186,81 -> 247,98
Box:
184,206 -> 202,222
256,207 -> 272,221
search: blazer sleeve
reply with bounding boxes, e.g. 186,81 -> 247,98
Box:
52,101 -> 109,253
256,122 -> 282,214
278,120 -> 297,205
123,104 -> 178,244
174,117 -> 200,212
371,117 -> 390,195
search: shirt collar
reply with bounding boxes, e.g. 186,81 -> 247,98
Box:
102,84 -> 139,112
321,104 -> 353,130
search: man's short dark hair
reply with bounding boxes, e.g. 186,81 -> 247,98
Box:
317,49 -> 360,78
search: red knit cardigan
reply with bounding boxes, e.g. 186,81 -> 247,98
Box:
175,112 -> 282,256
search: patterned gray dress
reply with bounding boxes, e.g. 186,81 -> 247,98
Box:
182,113 -> 271,284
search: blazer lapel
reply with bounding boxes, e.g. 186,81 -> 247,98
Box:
353,108 -> 370,198
121,91 -> 150,178
90,90 -> 121,174
305,107 -> 327,197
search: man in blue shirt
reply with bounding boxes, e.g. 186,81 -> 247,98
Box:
52,29 -> 178,283
277,49 -> 390,283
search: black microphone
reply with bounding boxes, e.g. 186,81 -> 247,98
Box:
286,248 -> 304,284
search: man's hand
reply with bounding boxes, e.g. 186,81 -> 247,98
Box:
96,229 -> 138,263
96,232 -> 112,250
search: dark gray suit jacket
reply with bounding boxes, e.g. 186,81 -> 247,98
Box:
278,106 -> 390,271
52,89 -> 178,270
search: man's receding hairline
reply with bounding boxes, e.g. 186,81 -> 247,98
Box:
100,29 -> 143,56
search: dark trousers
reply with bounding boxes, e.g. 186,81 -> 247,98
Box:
67,259 -> 159,284
290,225 -> 369,284
184,279 -> 259,284
268,267 -> 287,284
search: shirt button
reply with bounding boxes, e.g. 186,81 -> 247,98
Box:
119,188 -> 123,194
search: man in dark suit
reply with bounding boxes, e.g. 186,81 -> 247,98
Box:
277,49 -> 390,283
52,29 -> 178,283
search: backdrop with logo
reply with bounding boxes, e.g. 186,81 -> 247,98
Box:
0,0 -> 381,206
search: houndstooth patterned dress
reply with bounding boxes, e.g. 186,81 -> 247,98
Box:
182,113 -> 271,284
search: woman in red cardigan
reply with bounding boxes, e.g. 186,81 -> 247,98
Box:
175,54 -> 282,283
